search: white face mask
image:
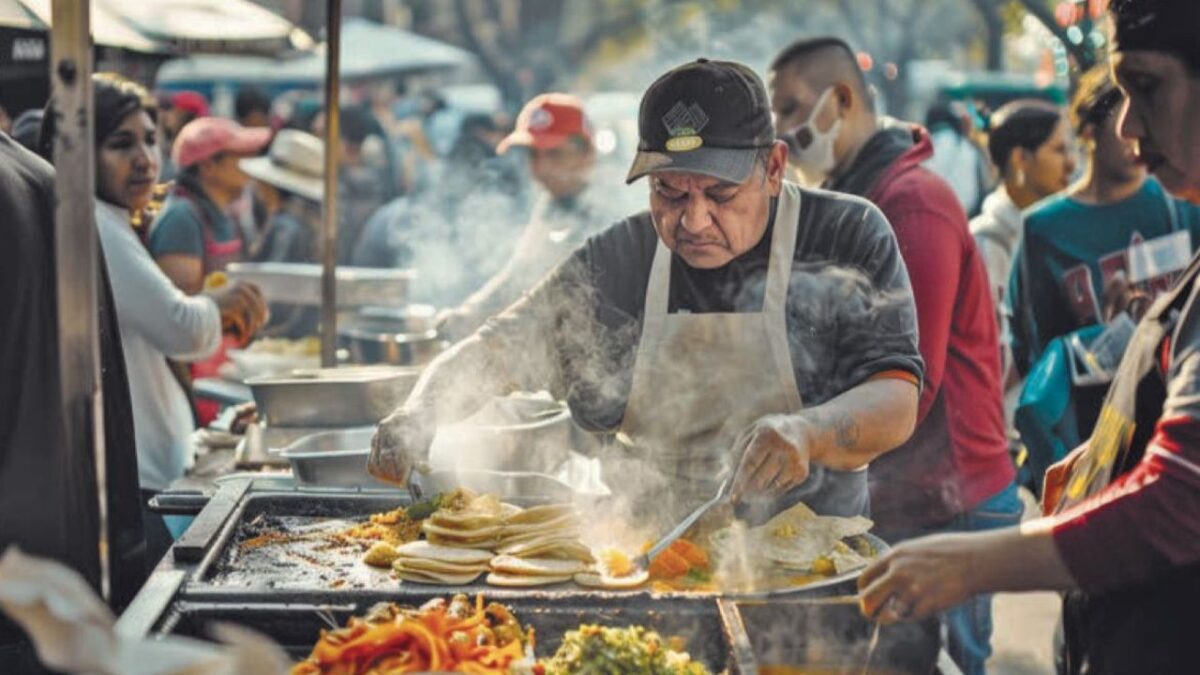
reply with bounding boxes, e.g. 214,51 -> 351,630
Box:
780,86 -> 842,185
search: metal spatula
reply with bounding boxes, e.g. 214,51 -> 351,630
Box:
634,471 -> 734,571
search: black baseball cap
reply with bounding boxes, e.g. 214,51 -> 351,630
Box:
626,58 -> 776,185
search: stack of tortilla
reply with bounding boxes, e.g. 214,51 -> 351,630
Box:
398,491 -> 596,587
487,504 -> 592,587
390,541 -> 492,585
423,493 -> 509,549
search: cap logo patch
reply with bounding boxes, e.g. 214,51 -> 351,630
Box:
528,108 -> 554,131
662,101 -> 708,152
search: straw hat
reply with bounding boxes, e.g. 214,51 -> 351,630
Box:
240,129 -> 324,202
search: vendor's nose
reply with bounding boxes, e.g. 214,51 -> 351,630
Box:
680,198 -> 713,234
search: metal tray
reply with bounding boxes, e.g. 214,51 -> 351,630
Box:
246,366 -> 420,427
225,261 -> 416,308
729,597 -> 941,674
148,595 -> 741,672
281,428 -> 395,490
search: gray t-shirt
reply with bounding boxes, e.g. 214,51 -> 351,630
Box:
479,186 -> 924,432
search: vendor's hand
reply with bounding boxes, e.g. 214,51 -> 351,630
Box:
858,533 -> 979,624
434,308 -> 474,344
730,414 -> 811,502
1041,442 -> 1089,515
368,407 -> 435,485
208,281 -> 268,343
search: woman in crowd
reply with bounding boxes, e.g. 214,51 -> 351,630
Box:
40,74 -> 267,564
861,1 -> 1200,671
243,128 -> 324,338
969,100 -> 1076,378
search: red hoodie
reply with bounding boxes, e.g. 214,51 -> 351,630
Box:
833,124 -> 1012,536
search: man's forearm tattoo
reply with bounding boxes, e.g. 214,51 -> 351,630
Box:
830,412 -> 860,449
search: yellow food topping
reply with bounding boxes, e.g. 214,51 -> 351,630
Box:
771,524 -> 798,538
599,547 -> 635,578
811,556 -> 835,576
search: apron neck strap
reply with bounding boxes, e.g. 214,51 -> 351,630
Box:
763,183 -> 802,314
644,182 -> 804,318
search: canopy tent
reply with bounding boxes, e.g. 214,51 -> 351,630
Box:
0,0 -> 37,29
19,0 -> 166,53
103,0 -> 312,55
156,18 -> 474,90
18,0 -> 309,56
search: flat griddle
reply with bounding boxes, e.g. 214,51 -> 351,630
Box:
183,491 -> 874,604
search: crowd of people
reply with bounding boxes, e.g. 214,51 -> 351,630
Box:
2,0 -> 1199,673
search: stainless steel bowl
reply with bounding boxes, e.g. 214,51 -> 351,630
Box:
337,306 -> 445,366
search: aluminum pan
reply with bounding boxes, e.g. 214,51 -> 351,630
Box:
225,261 -> 415,308
281,428 -> 394,490
247,366 -> 420,427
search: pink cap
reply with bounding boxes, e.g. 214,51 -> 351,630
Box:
171,117 -> 272,168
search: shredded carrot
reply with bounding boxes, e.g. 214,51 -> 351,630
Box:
290,595 -> 530,674
669,539 -> 710,568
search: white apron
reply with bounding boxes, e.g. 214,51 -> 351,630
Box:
614,182 -> 868,524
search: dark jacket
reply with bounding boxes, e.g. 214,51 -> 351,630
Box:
0,134 -> 146,646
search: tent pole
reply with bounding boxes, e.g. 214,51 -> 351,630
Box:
320,0 -> 341,368
50,0 -> 107,601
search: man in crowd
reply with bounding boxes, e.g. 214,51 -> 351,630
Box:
235,86 -> 272,129
860,2 -> 1200,671
370,59 -> 924,538
158,90 -> 209,181
436,93 -> 632,340
150,117 -> 271,293
768,37 -> 1012,675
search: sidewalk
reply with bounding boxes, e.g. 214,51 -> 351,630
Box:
986,488 -> 1060,675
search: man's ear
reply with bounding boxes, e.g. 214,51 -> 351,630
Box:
767,140 -> 788,195
833,81 -> 856,116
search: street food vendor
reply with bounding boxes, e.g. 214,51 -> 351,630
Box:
369,59 -> 923,523
859,1 -> 1200,671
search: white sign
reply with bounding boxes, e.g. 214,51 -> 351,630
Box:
12,38 -> 45,62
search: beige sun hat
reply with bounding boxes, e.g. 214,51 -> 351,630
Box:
239,129 -> 324,202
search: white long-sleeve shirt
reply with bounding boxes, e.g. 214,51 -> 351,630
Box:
95,200 -> 221,491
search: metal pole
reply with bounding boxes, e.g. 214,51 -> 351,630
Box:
320,0 -> 342,368
51,0 -> 108,601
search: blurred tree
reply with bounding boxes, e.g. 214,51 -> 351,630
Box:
1003,0 -> 1100,69
444,0 -> 654,111
404,0 -> 1098,117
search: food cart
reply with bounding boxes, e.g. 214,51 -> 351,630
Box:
47,2 -> 949,673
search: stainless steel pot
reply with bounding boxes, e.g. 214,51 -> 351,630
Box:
337,305 -> 445,366
428,394 -> 574,473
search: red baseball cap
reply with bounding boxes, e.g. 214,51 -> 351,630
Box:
170,91 -> 210,118
497,93 -> 591,154
172,117 -> 273,169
